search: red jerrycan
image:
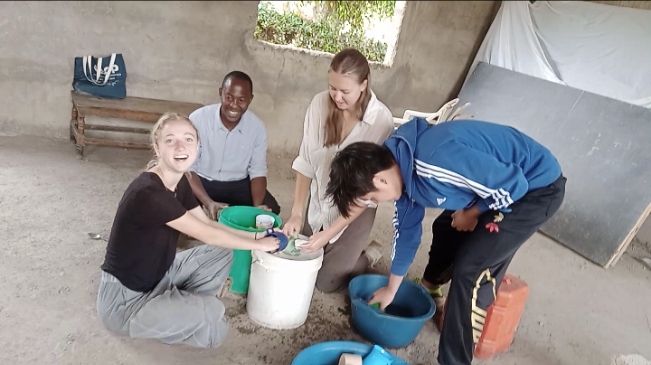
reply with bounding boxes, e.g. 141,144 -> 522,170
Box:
439,274 -> 530,359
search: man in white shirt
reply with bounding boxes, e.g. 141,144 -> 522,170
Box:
187,71 -> 280,218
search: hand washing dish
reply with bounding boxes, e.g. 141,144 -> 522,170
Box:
295,238 -> 308,246
217,206 -> 283,294
282,232 -> 309,256
263,229 -> 288,253
348,274 -> 436,348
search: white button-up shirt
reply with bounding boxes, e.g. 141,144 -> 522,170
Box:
189,104 -> 267,182
292,90 -> 395,242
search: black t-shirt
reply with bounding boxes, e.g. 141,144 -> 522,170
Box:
101,172 -> 200,292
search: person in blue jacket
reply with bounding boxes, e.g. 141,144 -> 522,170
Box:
325,117 -> 566,365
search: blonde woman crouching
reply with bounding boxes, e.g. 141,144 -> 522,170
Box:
96,112 -> 280,348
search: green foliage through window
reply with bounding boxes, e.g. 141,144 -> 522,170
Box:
299,1 -> 395,30
254,1 -> 395,63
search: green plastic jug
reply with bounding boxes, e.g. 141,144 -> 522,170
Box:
217,206 -> 282,294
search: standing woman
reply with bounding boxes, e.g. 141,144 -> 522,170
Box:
282,48 -> 395,293
96,112 -> 279,348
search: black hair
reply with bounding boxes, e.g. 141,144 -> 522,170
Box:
222,71 -> 253,93
325,142 -> 396,219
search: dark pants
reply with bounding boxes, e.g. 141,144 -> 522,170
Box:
198,176 -> 281,215
424,175 -> 566,365
301,208 -> 377,293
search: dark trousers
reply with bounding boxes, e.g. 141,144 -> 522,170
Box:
198,176 -> 281,215
424,175 -> 566,365
301,208 -> 377,293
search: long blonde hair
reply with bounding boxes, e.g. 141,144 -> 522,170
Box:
146,112 -> 199,177
324,48 -> 372,148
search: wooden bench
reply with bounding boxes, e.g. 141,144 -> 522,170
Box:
69,91 -> 204,156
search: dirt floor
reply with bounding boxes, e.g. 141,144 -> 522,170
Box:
1,133 -> 651,365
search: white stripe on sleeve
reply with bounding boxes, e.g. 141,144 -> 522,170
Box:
415,159 -> 513,210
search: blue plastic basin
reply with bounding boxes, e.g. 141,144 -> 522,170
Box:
348,274 -> 436,348
291,341 -> 410,365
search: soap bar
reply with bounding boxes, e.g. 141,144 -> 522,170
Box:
338,353 -> 363,365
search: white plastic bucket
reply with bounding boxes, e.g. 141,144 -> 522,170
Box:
246,246 -> 324,330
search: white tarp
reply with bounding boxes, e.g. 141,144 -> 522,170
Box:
466,1 -> 651,108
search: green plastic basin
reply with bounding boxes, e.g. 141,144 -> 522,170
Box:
217,206 -> 283,294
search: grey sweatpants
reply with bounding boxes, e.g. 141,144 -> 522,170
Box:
303,208 -> 377,293
96,244 -> 234,348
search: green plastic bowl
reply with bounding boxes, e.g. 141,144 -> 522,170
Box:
218,206 -> 283,232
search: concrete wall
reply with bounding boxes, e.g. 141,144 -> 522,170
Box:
0,1 -> 498,153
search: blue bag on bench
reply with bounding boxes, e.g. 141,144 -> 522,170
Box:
72,53 -> 127,99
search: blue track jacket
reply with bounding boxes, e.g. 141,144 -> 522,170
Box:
384,118 -> 562,276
